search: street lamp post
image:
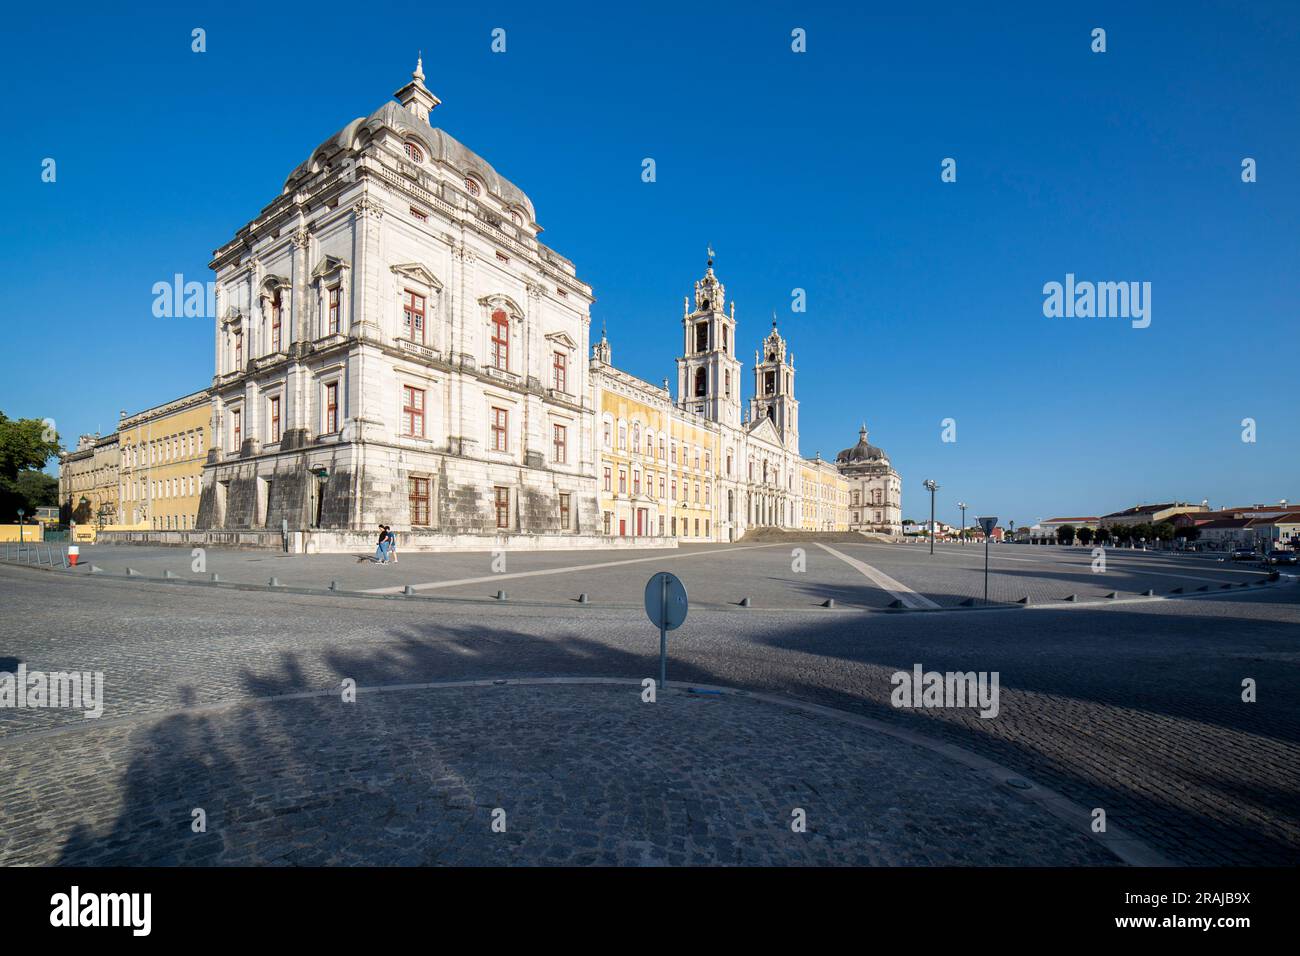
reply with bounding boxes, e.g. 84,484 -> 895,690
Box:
16,508 -> 25,547
923,479 -> 939,556
957,501 -> 968,546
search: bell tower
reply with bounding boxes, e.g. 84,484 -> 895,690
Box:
675,251 -> 741,427
749,317 -> 799,447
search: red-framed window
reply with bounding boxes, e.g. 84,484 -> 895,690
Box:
633,471 -> 641,495
409,477 -> 430,526
491,407 -> 508,451
402,386 -> 425,437
230,409 -> 242,452
234,332 -> 243,371
603,466 -> 612,492
491,310 -> 510,370
494,486 -> 509,528
270,291 -> 282,352
269,396 -> 281,443
327,286 -> 340,335
403,290 -> 425,343
552,351 -> 567,392
404,141 -> 424,163
324,382 -> 339,433
619,470 -> 627,495
553,424 -> 567,464
559,493 -> 571,530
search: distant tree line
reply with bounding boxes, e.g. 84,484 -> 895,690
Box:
1054,522 -> 1195,546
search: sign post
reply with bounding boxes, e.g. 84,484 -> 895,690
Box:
644,571 -> 688,688
978,516 -> 998,603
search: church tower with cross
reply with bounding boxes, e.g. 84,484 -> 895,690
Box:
675,251 -> 743,428
748,316 -> 799,448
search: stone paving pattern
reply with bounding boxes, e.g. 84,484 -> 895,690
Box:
0,684 -> 1113,866
1,549 -> 1297,866
41,539 -> 1280,609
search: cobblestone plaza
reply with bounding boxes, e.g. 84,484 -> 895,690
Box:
1,541 -> 1296,867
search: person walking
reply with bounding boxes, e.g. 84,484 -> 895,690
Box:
387,526 -> 398,564
375,524 -> 390,564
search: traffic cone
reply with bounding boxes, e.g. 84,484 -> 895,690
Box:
68,545 -> 79,567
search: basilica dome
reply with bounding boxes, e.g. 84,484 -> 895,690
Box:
836,424 -> 888,464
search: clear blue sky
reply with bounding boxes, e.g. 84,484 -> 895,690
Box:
3,1 -> 1297,527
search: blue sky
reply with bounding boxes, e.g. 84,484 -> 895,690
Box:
2,1 -> 1297,527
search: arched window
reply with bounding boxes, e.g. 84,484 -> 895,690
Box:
491,309 -> 509,370
404,142 -> 424,163
694,367 -> 706,397
465,177 -> 481,196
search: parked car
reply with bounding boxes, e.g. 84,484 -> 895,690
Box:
1266,550 -> 1298,566
1231,548 -> 1259,561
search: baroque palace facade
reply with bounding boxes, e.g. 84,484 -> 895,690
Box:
108,61 -> 901,549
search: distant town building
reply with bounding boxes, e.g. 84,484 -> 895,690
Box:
1098,501 -> 1209,529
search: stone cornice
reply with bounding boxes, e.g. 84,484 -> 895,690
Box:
119,389 -> 211,430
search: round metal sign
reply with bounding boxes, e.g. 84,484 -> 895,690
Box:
644,571 -> 689,631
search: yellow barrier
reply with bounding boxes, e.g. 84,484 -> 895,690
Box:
0,524 -> 45,543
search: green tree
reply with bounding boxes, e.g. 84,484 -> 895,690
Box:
0,412 -> 61,481
1077,526 -> 1094,545
0,411 -> 62,522
1152,521 -> 1176,544
1056,524 -> 1077,545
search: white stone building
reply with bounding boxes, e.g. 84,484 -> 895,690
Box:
835,425 -> 903,534
197,60 -> 599,543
